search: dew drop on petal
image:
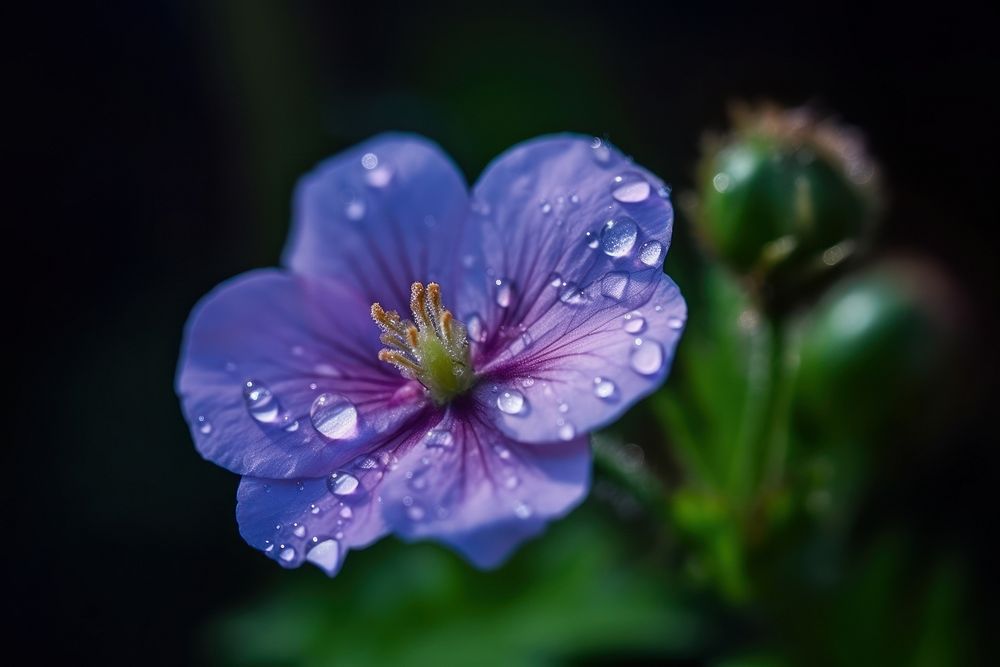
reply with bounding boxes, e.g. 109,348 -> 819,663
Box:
407,505 -> 426,521
593,377 -> 618,400
467,313 -> 487,342
504,475 -> 520,489
361,152 -> 378,169
196,415 -> 212,434
305,539 -> 340,574
514,502 -> 533,519
585,231 -> 600,249
365,166 -> 394,188
630,340 -> 665,375
548,272 -> 563,288
600,271 -> 630,300
497,390 -> 526,415
345,198 -> 366,220
639,240 -> 664,267
623,312 -> 646,334
279,547 -> 296,562
424,428 -> 455,448
611,173 -> 651,203
339,506 -> 353,519
243,379 -> 282,424
310,393 -> 358,441
540,201 -> 552,214
559,282 -> 591,306
667,316 -> 685,330
558,423 -> 576,441
494,279 -> 515,308
591,137 -> 612,164
314,363 -> 340,377
310,503 -> 321,515
327,471 -> 360,496
601,218 -> 638,257
356,456 -> 378,470
293,523 -> 306,538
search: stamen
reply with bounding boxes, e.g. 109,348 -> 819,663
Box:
410,283 -> 433,331
440,310 -> 455,346
378,349 -> 420,375
371,282 -> 475,404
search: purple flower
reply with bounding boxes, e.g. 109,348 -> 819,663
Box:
176,134 -> 686,575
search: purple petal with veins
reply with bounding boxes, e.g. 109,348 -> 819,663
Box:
177,133 -> 685,575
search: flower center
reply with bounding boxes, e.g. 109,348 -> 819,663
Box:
371,282 -> 475,404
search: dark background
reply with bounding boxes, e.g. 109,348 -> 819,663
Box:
13,1 -> 998,664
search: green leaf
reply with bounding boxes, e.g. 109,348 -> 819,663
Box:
204,507 -> 707,667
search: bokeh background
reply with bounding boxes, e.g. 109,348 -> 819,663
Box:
15,2 -> 999,665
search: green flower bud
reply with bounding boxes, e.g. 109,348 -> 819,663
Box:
794,258 -> 959,439
696,104 -> 880,287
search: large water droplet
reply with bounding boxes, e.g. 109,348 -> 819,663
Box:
306,539 -> 340,574
494,279 -> 515,308
623,312 -> 646,334
601,218 -> 638,257
630,340 -> 665,375
424,428 -> 454,448
600,271 -> 630,300
611,173 -> 651,203
310,393 -> 358,440
327,471 -> 360,496
243,380 -> 282,424
639,240 -> 664,267
593,377 -> 618,400
497,390 -> 526,415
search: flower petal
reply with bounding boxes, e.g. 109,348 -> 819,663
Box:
236,467 -> 389,576
283,133 -> 470,313
456,134 -> 674,365
473,276 -> 686,443
176,269 -> 429,478
380,411 -> 591,568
